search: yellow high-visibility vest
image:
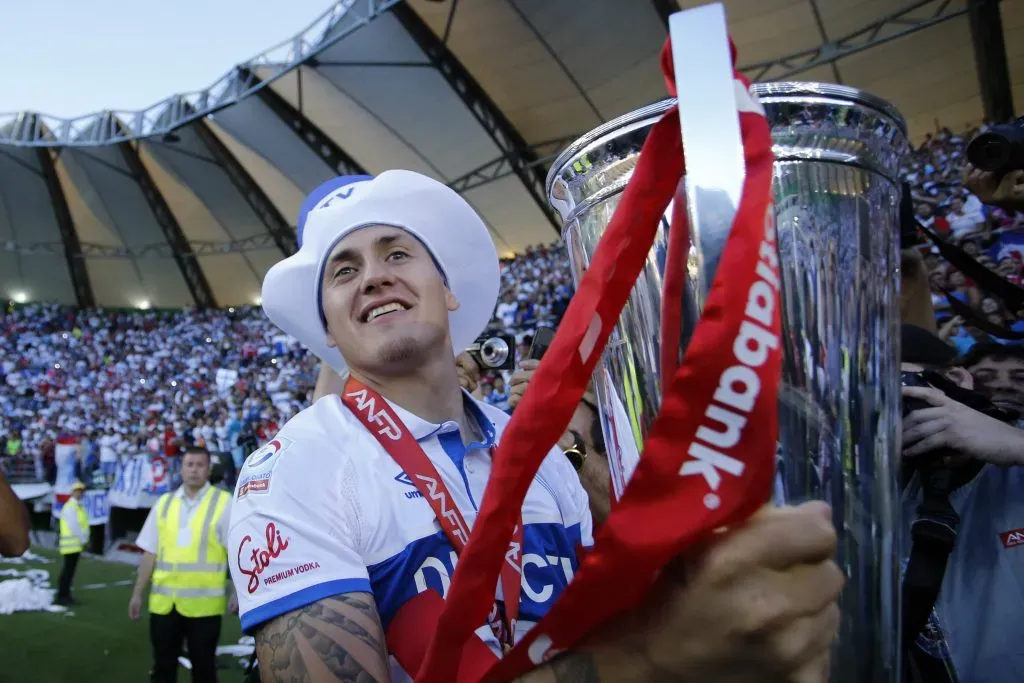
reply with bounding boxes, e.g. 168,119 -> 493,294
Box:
149,487 -> 230,618
58,498 -> 88,555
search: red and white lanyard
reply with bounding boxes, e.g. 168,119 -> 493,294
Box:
340,376 -> 524,650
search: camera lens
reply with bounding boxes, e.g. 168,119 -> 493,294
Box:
480,338 -> 509,369
967,132 -> 1011,172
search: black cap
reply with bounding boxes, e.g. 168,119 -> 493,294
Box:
902,324 -> 958,366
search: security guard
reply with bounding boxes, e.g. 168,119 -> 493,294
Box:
129,446 -> 236,683
56,480 -> 89,605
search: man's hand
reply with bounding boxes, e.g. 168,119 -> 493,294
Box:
129,593 -> 142,621
509,360 -> 574,449
584,502 -> 843,683
902,385 -> 1024,466
228,593 -> 239,615
508,359 -> 538,412
456,352 -> 482,395
965,164 -> 1024,211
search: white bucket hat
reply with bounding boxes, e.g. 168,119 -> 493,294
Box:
262,170 -> 499,373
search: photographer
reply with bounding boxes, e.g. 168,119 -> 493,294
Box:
899,325 -> 1024,683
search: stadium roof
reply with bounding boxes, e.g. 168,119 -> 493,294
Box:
1,0 -> 1020,309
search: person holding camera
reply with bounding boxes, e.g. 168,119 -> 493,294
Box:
964,117 -> 1024,212
227,172 -> 843,683
899,324 -> 1024,683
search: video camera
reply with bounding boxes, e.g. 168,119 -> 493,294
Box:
967,116 -> 1024,177
465,334 -> 516,371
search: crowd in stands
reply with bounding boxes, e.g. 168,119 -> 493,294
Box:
906,123 -> 1024,352
0,305 -> 318,485
2,123 -> 1022,482
0,244 -> 574,482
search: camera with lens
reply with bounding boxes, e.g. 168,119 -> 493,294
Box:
466,334 -> 516,371
967,116 -> 1024,176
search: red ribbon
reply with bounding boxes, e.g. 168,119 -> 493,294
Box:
416,36 -> 780,683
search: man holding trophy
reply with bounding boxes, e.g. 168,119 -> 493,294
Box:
228,168 -> 841,683
224,5 -> 881,682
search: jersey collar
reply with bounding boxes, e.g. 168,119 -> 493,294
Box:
387,390 -> 496,449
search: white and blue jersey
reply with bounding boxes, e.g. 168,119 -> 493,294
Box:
227,391 -> 593,680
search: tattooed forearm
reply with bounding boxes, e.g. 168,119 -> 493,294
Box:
254,592 -> 390,683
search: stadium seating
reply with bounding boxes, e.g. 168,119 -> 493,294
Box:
2,123 -> 1022,476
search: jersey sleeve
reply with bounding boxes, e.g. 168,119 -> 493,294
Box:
228,424 -> 371,635
542,446 -> 595,549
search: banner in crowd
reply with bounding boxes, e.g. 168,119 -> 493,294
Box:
52,435 -> 79,500
988,231 -> 1024,264
50,435 -> 80,518
81,489 -> 110,526
107,454 -> 173,509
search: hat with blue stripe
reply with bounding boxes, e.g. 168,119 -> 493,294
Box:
262,170 -> 499,373
296,175 -> 374,248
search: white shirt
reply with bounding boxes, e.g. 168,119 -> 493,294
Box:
136,483 -> 230,554
228,393 -> 593,682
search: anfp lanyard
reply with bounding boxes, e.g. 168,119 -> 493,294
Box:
340,376 -> 524,651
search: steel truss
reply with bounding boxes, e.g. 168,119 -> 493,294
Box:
0,0 -> 401,148
239,66 -> 369,178
0,233 -> 282,259
31,130 -> 96,307
740,0 -> 969,82
116,122 -> 218,308
390,2 -> 560,232
185,105 -> 298,256
448,135 -> 581,194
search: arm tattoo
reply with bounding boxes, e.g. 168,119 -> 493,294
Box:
255,592 -> 390,683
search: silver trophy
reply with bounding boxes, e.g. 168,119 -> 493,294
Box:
546,5 -> 908,682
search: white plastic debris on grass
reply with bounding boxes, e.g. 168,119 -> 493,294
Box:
0,550 -> 51,565
0,572 -> 67,615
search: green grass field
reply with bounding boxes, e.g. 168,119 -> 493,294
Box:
3,547 -> 247,683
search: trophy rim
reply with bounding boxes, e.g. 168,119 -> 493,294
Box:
545,81 -> 908,199
750,81 -> 908,136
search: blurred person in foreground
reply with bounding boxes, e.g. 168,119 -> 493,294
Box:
56,480 -> 89,605
128,446 -> 236,683
228,171 -> 842,683
0,468 -> 29,557
900,325 -> 1024,683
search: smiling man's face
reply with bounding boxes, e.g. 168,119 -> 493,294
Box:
320,224 -> 459,375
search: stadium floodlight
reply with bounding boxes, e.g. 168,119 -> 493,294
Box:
253,295 -> 262,306
137,300 -> 151,310
11,291 -> 27,303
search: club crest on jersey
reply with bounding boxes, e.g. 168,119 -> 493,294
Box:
246,437 -> 293,469
238,436 -> 292,499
